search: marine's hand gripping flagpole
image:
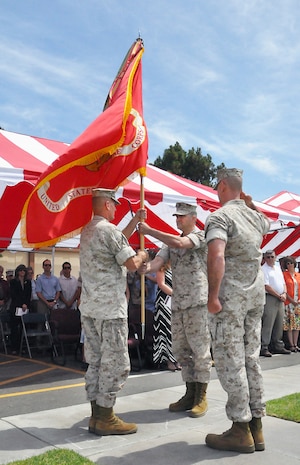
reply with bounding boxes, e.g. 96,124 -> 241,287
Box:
140,174 -> 146,339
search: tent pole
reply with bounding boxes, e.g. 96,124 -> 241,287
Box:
51,246 -> 55,268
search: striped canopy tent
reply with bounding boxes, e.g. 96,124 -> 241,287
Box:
1,128 -> 300,255
116,169 -> 300,256
263,191 -> 300,258
264,191 -> 300,214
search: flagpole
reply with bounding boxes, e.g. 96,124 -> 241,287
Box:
140,174 -> 146,339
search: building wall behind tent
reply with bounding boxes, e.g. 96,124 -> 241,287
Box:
0,249 -> 80,279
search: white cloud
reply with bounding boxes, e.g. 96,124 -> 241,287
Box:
1,0 -> 300,200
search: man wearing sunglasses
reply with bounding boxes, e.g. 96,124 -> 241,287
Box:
58,262 -> 81,310
36,260 -> 61,315
261,250 -> 290,357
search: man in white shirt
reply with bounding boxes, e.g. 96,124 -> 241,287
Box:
261,250 -> 290,356
58,262 -> 81,310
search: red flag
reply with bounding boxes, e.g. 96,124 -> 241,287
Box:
21,38 -> 147,248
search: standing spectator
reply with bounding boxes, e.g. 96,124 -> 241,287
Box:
204,168 -> 270,453
127,271 -> 142,331
144,270 -> 158,366
35,260 -> 61,316
80,188 -> 148,436
135,250 -> 158,365
27,266 -> 39,313
58,262 -> 81,310
5,269 -> 14,283
283,256 -> 300,351
0,265 -> 10,312
5,270 -> 14,313
139,202 -> 211,418
9,265 -> 32,354
145,272 -> 157,313
261,250 -> 290,356
153,261 -> 180,371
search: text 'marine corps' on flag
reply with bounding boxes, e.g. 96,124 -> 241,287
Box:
21,38 -> 148,248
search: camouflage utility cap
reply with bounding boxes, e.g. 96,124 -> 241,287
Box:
173,202 -> 197,216
92,188 -> 121,205
215,168 -> 243,189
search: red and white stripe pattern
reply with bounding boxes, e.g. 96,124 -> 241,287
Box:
264,191 -> 300,214
1,129 -> 300,256
263,191 -> 300,257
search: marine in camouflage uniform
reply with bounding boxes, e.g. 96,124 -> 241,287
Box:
204,168 -> 270,454
158,240 -> 211,384
80,188 -> 148,436
139,203 -> 211,418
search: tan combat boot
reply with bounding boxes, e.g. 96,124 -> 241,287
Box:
88,400 -> 97,434
205,422 -> 255,453
93,405 -> 137,436
189,382 -> 208,418
249,417 -> 265,451
169,382 -> 196,412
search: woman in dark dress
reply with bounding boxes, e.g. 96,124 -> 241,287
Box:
9,264 -> 31,354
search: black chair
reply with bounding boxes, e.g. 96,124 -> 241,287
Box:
19,313 -> 55,358
50,308 -> 81,366
128,322 -> 143,371
0,311 -> 11,354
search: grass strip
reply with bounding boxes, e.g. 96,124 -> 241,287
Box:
267,392 -> 300,423
5,448 -> 95,465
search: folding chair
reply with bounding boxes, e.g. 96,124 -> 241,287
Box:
19,313 -> 56,359
50,308 -> 81,366
0,312 -> 11,354
128,323 -> 143,371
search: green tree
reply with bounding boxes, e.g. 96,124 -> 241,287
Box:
153,142 -> 225,187
153,142 -> 186,176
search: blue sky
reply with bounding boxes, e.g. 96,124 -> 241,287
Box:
1,0 -> 300,201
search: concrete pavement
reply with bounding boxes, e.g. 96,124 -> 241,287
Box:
0,359 -> 300,464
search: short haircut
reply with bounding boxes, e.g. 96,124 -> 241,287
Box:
225,176 -> 242,191
62,261 -> 71,268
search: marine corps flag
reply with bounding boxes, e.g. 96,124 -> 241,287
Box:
21,38 -> 147,248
